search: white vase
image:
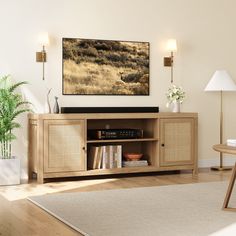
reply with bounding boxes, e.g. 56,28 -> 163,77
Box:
172,101 -> 180,112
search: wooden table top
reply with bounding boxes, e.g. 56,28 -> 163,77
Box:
213,144 -> 236,155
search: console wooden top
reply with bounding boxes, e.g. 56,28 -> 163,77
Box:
28,112 -> 198,120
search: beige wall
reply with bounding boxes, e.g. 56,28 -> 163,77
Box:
1,0 -> 236,178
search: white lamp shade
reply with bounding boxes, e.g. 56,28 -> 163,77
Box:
204,70 -> 236,91
166,39 -> 177,52
38,32 -> 49,46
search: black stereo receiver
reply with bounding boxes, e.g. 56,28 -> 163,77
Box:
88,129 -> 143,140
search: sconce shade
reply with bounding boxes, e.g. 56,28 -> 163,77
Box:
166,39 -> 177,52
204,70 -> 236,91
38,32 -> 49,46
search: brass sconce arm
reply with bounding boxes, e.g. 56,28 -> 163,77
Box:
36,46 -> 47,63
164,39 -> 177,84
36,32 -> 49,80
164,51 -> 174,83
36,46 -> 47,80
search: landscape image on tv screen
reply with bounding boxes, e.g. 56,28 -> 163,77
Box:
62,38 -> 149,95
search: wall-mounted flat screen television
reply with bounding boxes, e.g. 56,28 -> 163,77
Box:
62,38 -> 149,95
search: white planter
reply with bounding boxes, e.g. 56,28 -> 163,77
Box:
0,157 -> 20,185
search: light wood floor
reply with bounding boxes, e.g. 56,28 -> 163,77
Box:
0,169 -> 232,236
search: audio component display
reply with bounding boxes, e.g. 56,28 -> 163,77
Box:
88,129 -> 143,140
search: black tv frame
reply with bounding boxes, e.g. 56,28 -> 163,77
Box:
62,37 -> 150,96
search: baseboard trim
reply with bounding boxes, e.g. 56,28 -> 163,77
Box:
199,156 -> 236,168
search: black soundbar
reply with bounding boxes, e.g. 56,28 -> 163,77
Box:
61,107 -> 159,113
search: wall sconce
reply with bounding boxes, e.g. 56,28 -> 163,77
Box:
164,39 -> 177,83
36,32 -> 49,80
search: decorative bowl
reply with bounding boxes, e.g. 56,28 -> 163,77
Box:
124,153 -> 143,161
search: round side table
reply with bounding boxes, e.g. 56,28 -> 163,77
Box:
213,144 -> 236,211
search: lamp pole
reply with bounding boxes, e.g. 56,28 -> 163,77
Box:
211,90 -> 232,171
220,90 -> 223,168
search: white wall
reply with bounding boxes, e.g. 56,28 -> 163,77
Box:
1,0 -> 236,179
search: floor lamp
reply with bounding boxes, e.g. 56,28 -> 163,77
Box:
205,70 -> 236,171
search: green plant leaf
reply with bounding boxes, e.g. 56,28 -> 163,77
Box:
0,75 -> 31,157
9,81 -> 28,92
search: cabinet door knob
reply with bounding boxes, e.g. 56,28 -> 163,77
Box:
82,147 -> 86,151
161,143 -> 165,147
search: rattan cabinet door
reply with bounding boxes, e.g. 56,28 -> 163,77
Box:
160,118 -> 195,166
44,120 -> 86,173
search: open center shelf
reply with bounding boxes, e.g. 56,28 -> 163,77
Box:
87,138 -> 158,143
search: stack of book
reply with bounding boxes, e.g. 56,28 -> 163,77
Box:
88,145 -> 122,169
122,160 -> 148,167
227,139 -> 236,147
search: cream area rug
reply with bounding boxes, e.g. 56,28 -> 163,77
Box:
28,182 -> 236,236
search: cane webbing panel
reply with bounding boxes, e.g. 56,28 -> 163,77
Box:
164,122 -> 191,162
48,125 -> 82,169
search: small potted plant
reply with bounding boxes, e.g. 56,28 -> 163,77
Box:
166,84 -> 186,112
0,75 -> 31,185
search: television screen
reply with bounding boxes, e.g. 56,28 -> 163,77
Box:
62,38 -> 149,95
